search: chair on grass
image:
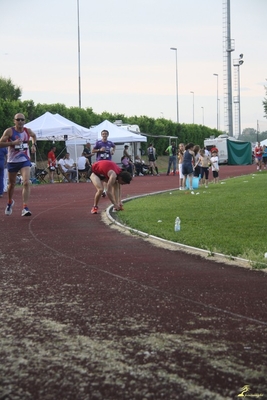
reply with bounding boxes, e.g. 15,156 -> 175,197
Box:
57,164 -> 72,183
78,170 -> 88,182
78,166 -> 91,182
35,168 -> 48,183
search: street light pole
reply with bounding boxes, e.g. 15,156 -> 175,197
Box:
213,73 -> 219,130
190,91 -> 194,123
233,54 -> 244,137
170,47 -> 179,124
77,0 -> 81,108
201,106 -> 204,125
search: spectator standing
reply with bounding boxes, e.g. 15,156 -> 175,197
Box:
210,146 -> 219,154
204,147 -> 210,157
195,148 -> 212,188
165,141 -> 177,175
182,142 -> 195,190
193,145 -> 201,179
47,146 -> 57,183
123,144 -> 132,160
254,142 -> 263,171
0,147 -> 8,197
210,151 -> 219,184
0,113 -> 37,216
147,143 -> 159,175
90,160 -> 132,214
83,142 -> 93,166
178,143 -> 185,190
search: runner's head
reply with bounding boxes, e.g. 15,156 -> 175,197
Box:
118,171 -> 132,185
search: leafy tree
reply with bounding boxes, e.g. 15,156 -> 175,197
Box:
0,77 -> 22,101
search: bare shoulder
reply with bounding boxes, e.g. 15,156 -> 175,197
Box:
26,128 -> 36,137
0,127 -> 12,141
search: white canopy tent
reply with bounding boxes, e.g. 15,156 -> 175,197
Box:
25,111 -> 96,141
25,112 -> 98,173
88,120 -> 147,143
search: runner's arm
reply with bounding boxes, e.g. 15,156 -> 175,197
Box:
0,128 -> 21,147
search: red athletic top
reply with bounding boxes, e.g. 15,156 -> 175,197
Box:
47,150 -> 56,167
254,146 -> 262,157
91,160 -> 121,179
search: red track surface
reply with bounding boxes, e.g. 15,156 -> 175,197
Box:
0,164 -> 266,400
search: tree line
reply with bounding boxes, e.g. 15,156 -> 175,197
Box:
1,76 -> 266,161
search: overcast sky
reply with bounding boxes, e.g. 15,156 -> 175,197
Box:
1,0 -> 266,133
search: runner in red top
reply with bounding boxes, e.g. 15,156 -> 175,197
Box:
254,142 -> 263,171
90,160 -> 132,214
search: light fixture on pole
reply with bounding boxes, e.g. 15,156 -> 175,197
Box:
170,47 -> 179,124
233,54 -> 244,137
77,0 -> 82,108
213,73 -> 219,130
190,91 -> 194,123
201,106 -> 204,125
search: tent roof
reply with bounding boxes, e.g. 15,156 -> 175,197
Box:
87,120 -> 147,143
25,112 -> 96,141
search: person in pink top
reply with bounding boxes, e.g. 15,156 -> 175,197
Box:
254,142 -> 263,171
90,160 -> 132,214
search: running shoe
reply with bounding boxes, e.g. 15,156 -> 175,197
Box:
91,206 -> 98,214
101,192 -> 106,198
5,200 -> 15,216
21,207 -> 32,217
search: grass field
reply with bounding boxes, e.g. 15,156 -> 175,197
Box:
117,171 -> 267,268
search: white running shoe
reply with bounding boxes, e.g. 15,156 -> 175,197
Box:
5,200 -> 15,216
21,207 -> 32,217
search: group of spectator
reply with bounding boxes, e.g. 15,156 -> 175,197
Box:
175,142 -> 219,190
254,141 -> 267,171
120,143 -> 159,177
47,143 -> 93,183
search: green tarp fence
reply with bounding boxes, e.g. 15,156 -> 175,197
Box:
227,140 -> 252,165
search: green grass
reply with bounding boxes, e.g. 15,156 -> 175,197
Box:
117,172 -> 267,268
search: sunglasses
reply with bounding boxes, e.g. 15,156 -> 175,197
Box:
15,118 -> 25,121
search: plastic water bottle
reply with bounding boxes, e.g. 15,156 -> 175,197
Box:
174,217 -> 181,231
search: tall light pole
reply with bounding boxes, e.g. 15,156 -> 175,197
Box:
201,106 -> 204,125
190,91 -> 194,123
170,47 -> 179,123
233,54 -> 244,137
213,73 -> 219,130
77,0 -> 82,108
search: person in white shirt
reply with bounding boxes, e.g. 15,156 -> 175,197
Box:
210,151 -> 219,183
77,152 -> 91,181
58,153 -> 77,181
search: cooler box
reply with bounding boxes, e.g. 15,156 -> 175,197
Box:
185,177 -> 199,189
